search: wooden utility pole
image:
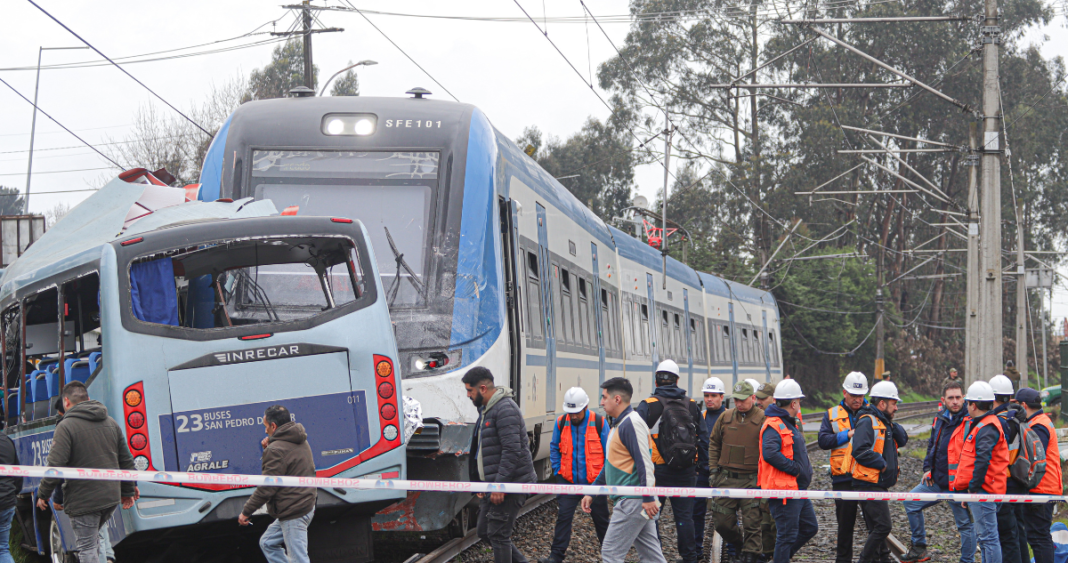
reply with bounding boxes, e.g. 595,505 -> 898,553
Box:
275,2 -> 344,92
977,0 -> 1003,381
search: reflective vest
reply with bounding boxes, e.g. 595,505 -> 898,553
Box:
946,417 -> 969,487
997,409 -> 1021,464
557,413 -> 605,484
952,414 -> 1009,493
758,416 -> 798,491
847,413 -> 887,484
1029,413 -> 1063,495
826,405 -> 855,476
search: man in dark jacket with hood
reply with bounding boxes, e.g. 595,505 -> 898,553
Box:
239,405 -> 317,563
850,381 -> 908,563
36,382 -> 137,563
0,419 -> 20,563
464,367 -> 536,563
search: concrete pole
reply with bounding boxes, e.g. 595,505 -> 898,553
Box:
966,125 -> 980,385
302,0 -> 314,90
978,0 -> 1003,381
1016,219 -> 1028,387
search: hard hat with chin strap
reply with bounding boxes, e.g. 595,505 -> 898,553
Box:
988,374 -> 1014,396
773,379 -> 805,400
965,381 -> 995,402
562,387 -> 590,414
869,380 -> 900,401
843,371 -> 869,395
702,377 -> 726,394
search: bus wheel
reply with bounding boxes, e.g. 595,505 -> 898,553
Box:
447,506 -> 471,539
49,518 -> 75,563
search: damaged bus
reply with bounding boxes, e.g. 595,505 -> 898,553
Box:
0,178 -> 405,562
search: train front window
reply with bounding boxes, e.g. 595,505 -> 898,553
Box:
250,150 -> 438,306
127,236 -> 366,330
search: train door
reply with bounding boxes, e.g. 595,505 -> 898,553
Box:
591,243 -> 606,387
727,302 -> 739,388
500,198 -> 523,398
645,273 -> 658,369
683,288 -> 694,394
762,310 -> 771,382
535,204 -> 556,412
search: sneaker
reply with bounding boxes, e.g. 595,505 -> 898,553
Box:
900,545 -> 930,563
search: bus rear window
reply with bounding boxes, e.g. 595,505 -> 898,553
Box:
128,236 -> 366,330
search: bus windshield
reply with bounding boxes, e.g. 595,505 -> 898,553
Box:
250,150 -> 438,307
127,235 -> 366,330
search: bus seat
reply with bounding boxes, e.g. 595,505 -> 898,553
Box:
88,352 -> 102,376
46,370 -> 59,399
31,371 -> 47,403
39,359 -> 58,374
69,361 -> 91,384
6,390 -> 18,422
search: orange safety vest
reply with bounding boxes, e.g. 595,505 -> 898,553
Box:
826,405 -> 855,477
759,416 -> 798,491
946,417 -> 970,487
557,413 -> 605,484
847,413 -> 887,484
952,414 -> 1009,494
1028,413 -> 1063,496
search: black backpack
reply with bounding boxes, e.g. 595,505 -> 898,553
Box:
656,397 -> 698,470
1004,412 -> 1048,489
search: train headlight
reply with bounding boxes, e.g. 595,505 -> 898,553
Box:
354,119 -> 375,136
327,119 -> 345,135
321,113 -> 378,136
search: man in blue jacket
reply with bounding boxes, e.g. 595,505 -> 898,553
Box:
817,371 -> 869,563
990,375 -> 1026,563
540,387 -> 611,563
901,380 -> 975,563
693,377 -> 726,555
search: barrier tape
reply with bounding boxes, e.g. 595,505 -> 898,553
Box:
0,465 -> 1064,504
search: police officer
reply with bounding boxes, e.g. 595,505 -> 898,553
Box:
850,381 -> 907,563
990,374 -> 1026,563
637,360 -> 706,563
1017,388 -> 1062,563
817,372 -> 869,563
541,387 -> 611,563
759,379 -> 817,563
708,381 -> 765,563
754,381 -> 775,411
694,377 -> 726,556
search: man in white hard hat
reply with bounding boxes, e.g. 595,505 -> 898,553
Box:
817,372 -> 870,563
636,360 -> 706,563
541,387 -> 611,563
758,379 -> 818,563
989,374 -> 1027,563
849,380 -> 908,563
692,377 -> 726,555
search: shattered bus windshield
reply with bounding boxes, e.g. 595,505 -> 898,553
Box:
128,236 -> 366,330
251,150 -> 438,307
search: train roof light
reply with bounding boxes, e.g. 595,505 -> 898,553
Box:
289,86 -> 315,98
406,87 -> 431,99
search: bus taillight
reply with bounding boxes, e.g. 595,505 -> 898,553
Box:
123,382 -> 155,472
372,355 -> 401,446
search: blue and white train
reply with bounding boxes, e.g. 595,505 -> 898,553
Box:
199,89 -> 783,533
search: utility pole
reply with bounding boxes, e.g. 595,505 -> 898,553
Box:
661,117 -> 673,290
977,0 -> 1003,381
275,2 -> 344,92
966,124 -> 981,385
1016,215 -> 1027,387
875,250 -> 885,381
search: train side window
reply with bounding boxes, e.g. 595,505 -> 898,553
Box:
690,318 -> 700,363
769,330 -> 779,366
640,303 -> 650,356
525,252 -> 543,340
722,325 -> 731,363
577,278 -> 589,348
559,269 -> 573,345
552,264 -> 564,345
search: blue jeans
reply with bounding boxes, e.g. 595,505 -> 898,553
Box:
969,501 -> 1001,563
259,508 -> 314,563
768,499 -> 818,563
902,481 -> 975,563
0,507 -> 15,563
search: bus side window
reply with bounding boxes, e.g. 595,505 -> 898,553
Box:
62,273 -> 103,381
2,304 -> 22,428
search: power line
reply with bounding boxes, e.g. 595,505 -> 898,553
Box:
0,167 -> 111,177
0,76 -> 122,169
25,0 -> 211,137
0,187 -> 100,196
0,135 -> 183,155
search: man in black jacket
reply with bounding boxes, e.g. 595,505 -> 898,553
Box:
465,367 -> 536,563
850,381 -> 907,563
0,423 -> 21,563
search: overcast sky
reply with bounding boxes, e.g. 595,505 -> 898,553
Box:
0,0 -> 1065,365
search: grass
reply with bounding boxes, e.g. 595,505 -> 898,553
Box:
898,389 -> 940,403
11,517 -> 43,563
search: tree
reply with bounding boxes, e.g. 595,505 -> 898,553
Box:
330,64 -> 360,96
44,202 -> 70,227
0,187 -> 25,216
242,40 -> 318,102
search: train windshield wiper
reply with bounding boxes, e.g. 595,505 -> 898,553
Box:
383,226 -> 425,307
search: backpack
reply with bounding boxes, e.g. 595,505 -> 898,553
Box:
656,397 -> 699,470
1005,413 -> 1048,489
558,412 -> 605,435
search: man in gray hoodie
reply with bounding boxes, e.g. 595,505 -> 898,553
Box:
36,382 -> 137,563
464,367 -> 536,563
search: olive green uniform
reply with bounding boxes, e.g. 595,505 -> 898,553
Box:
708,405 -> 766,555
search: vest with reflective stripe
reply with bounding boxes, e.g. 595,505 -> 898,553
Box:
1029,413 -> 1062,495
847,413 -> 887,483
946,418 -> 969,487
558,413 -> 605,484
826,405 -> 854,476
758,416 -> 798,491
952,415 -> 1009,494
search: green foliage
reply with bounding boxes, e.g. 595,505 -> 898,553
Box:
242,40 -> 318,102
330,64 -> 360,97
0,187 -> 25,216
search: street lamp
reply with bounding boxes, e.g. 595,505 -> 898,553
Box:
319,60 -> 377,97
25,46 -> 90,213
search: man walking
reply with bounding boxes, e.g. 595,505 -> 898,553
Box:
1017,388 -> 1061,563
901,379 -> 975,563
581,378 -> 666,563
952,381 -> 1010,563
707,380 -> 765,563
636,359 -> 706,563
759,379 -> 817,563
693,377 -> 726,556
849,381 -> 908,563
464,367 -> 537,563
36,382 -> 137,563
817,372 -> 869,563
540,388 -> 611,563
239,405 -> 317,563
0,416 -> 19,563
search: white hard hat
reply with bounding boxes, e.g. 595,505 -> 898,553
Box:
656,359 -> 680,378
702,377 -> 726,394
989,374 -> 1014,396
869,380 -> 900,401
965,381 -> 995,402
773,379 -> 805,400
562,387 -> 590,414
843,372 -> 869,395
745,379 -> 761,393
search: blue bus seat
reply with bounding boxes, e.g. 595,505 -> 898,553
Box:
6,390 -> 18,422
38,359 -> 58,374
46,370 -> 59,399
31,371 -> 47,403
88,353 -> 102,376
68,361 -> 91,384
20,378 -> 32,422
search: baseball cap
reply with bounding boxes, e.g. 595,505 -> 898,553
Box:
1016,388 -> 1041,405
731,381 -> 755,400
755,381 -> 776,400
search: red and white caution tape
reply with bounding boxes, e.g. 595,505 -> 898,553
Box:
2,464 -> 1062,504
